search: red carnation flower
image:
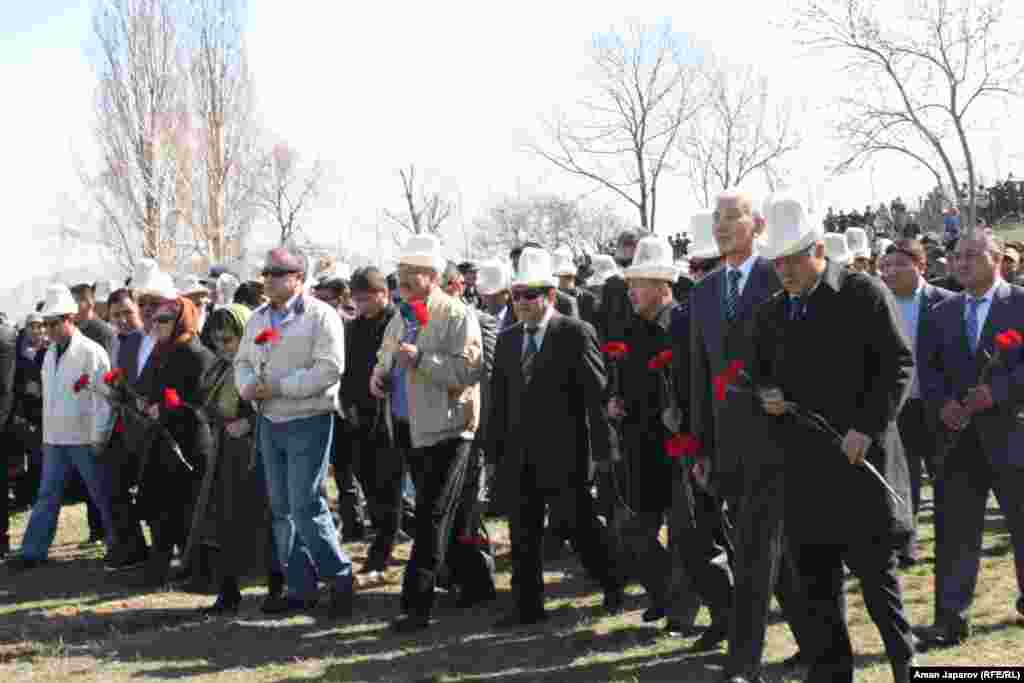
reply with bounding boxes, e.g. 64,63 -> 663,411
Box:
995,329 -> 1023,354
600,341 -> 630,360
163,388 -> 183,410
456,534 -> 489,547
665,433 -> 701,460
254,328 -> 281,345
103,368 -> 127,386
648,349 -> 674,370
409,300 -> 430,327
73,374 -> 90,394
713,359 -> 747,402
114,417 -> 125,434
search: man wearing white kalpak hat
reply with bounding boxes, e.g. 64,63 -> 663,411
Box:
370,234 -> 488,632
611,236 -> 734,645
846,227 -> 872,274
690,191 -> 810,680
749,195 -> 916,682
9,285 -> 116,571
486,246 -> 626,626
553,248 -> 598,329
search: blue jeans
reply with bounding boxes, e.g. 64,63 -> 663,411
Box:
260,413 -> 352,599
21,444 -> 115,561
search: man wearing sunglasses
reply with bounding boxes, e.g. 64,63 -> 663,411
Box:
486,246 -> 625,627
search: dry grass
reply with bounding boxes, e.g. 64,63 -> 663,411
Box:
1,484 -> 1020,682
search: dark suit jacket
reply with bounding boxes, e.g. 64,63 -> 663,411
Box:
902,283 -> 955,455
471,308 -> 498,449
690,256 -> 782,493
486,312 -> 616,498
750,261 -> 914,543
920,279 -> 1024,467
561,287 -> 598,330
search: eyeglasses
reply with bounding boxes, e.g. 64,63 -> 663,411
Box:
154,314 -> 177,324
511,288 -> 547,302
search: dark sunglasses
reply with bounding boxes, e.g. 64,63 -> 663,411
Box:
154,314 -> 177,324
511,288 -> 547,302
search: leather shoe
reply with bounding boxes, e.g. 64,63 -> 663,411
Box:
781,650 -> 806,669
917,619 -> 970,648
260,595 -> 318,616
199,592 -> 242,617
7,556 -> 49,571
327,586 -> 353,619
495,609 -> 548,628
390,614 -> 431,633
692,621 -> 728,652
602,588 -> 626,615
456,585 -> 497,609
642,604 -> 667,623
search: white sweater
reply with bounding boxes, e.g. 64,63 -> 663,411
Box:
42,330 -> 113,446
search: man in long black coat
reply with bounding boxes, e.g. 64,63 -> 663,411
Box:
486,247 -> 625,625
751,197 -> 916,683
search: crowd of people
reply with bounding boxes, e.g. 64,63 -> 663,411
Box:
2,188 -> 1023,683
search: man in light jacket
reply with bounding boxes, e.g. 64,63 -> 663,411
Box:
371,233 -> 486,633
235,246 -> 353,618
9,285 -> 114,570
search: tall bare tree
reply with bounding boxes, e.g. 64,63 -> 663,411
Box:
384,164 -> 454,245
184,0 -> 261,265
680,58 -> 802,208
254,143 -> 324,246
530,20 -> 700,232
795,0 -> 1024,226
86,0 -> 188,271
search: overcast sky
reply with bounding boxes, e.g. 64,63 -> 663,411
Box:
3,0 -> 1024,288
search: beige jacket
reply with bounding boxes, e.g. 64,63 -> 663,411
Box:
375,288 -> 483,449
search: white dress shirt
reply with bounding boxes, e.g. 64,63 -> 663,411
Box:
138,333 -> 157,379
726,252 -> 758,298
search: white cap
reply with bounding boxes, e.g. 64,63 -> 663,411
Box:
176,274 -> 209,297
39,284 -> 78,318
846,227 -> 871,260
216,273 -> 240,308
94,280 -> 120,303
133,259 -> 178,301
511,247 -> 556,289
398,234 -> 445,273
552,248 -> 576,277
623,236 -> 678,282
687,212 -> 719,260
588,254 -> 621,287
759,194 -> 823,260
475,259 -> 511,296
824,233 -> 851,265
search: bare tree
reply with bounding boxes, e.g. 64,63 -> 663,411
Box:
86,0 -> 188,271
680,58 -> 802,208
530,20 -> 700,232
184,0 -> 262,265
384,164 -> 454,245
254,142 -> 325,246
795,0 -> 1024,226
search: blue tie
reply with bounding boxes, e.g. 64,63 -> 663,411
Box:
522,326 -> 539,384
789,295 -> 804,321
725,269 -> 742,322
966,297 -> 983,353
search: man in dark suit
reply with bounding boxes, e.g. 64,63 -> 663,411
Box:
880,240 -> 955,568
0,318 -> 17,559
486,247 -> 625,626
554,249 -> 598,329
690,191 -> 808,680
918,230 -> 1024,647
751,196 -> 916,683
509,243 -> 579,320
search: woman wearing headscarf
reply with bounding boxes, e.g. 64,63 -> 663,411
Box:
192,304 -> 278,615
137,297 -> 216,587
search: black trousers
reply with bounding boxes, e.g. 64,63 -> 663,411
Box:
727,464 -> 811,679
898,399 -> 939,559
331,415 -> 367,538
792,539 -> 914,683
346,418 -> 408,569
108,435 -> 147,556
0,428 -> 9,548
401,437 -> 487,617
510,460 -> 623,614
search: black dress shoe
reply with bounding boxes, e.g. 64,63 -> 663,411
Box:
456,585 -> 497,609
106,548 -> 148,571
495,609 -> 548,628
602,588 -> 626,615
200,592 -> 242,617
781,650 -> 806,669
6,556 -> 48,572
260,595 -> 318,616
917,619 -> 970,648
391,614 -> 431,633
642,604 -> 667,622
327,586 -> 353,619
692,621 -> 729,652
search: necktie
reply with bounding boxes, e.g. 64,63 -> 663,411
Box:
789,295 -> 804,322
725,269 -> 742,322
522,326 -> 539,384
966,297 -> 983,353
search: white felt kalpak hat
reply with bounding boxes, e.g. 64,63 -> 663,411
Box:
552,248 -> 576,277
688,211 -> 719,260
846,227 -> 871,260
215,272 -> 240,309
824,233 -> 851,265
476,259 -> 510,296
39,284 -> 78,318
875,238 -> 893,257
588,254 -> 622,287
132,259 -> 178,300
398,233 -> 445,272
176,274 -> 210,297
624,236 -> 679,282
760,194 -> 824,260
511,247 -> 556,288
94,280 -> 120,303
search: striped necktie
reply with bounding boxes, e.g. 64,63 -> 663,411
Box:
724,269 -> 742,322
522,326 -> 539,384
966,297 -> 983,354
